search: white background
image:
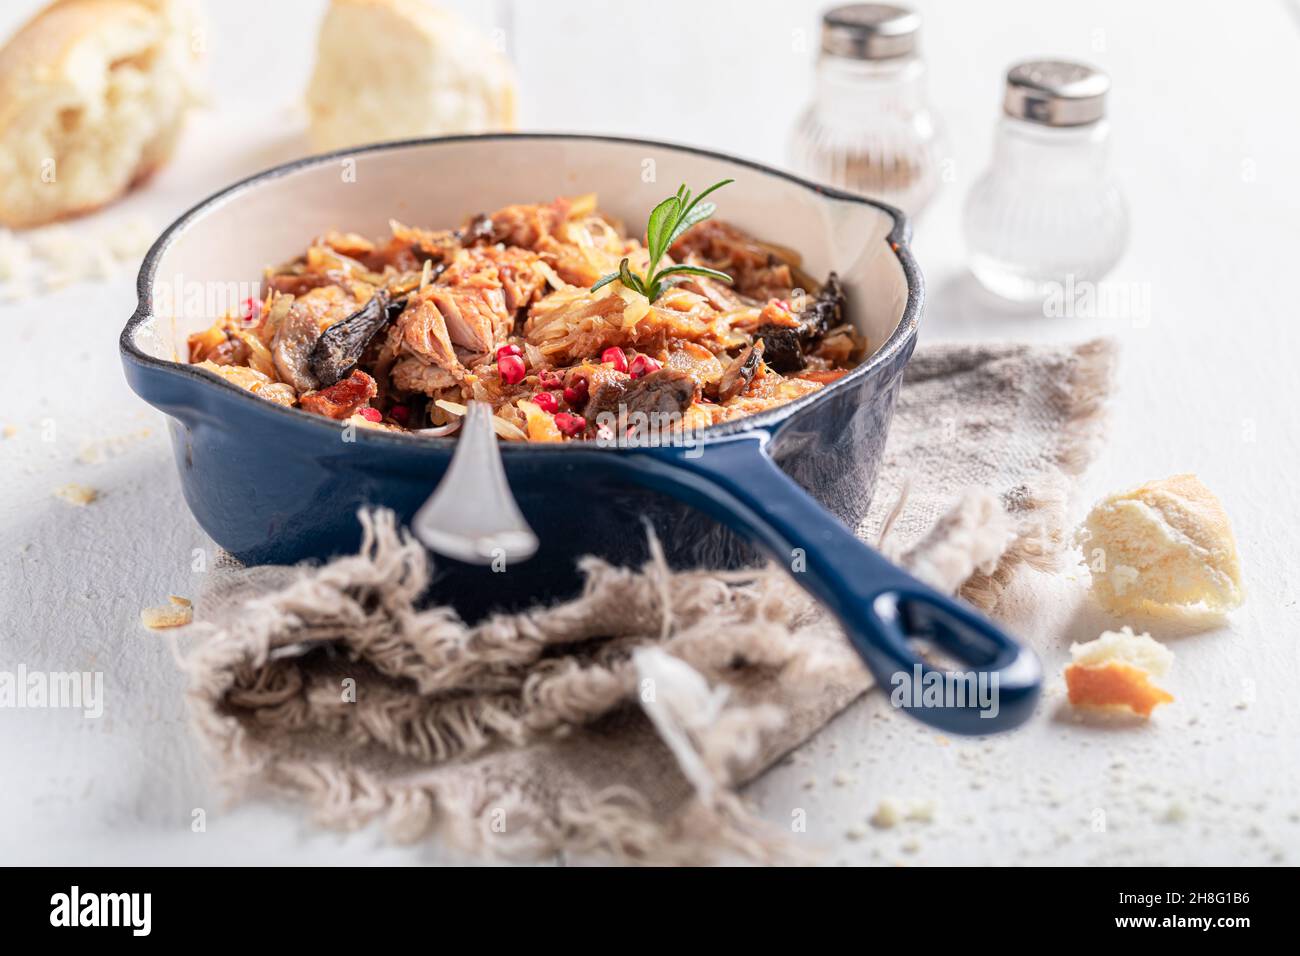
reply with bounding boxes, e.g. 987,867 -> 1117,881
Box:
0,0 -> 1297,865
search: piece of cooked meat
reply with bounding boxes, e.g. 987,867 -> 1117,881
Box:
264,271 -> 337,297
485,198 -> 570,250
299,369 -> 378,420
387,221 -> 463,264
582,366 -> 632,421
619,369 -> 699,420
451,245 -> 549,315
419,248 -> 521,352
194,360 -> 297,406
425,284 -> 507,354
393,287 -> 460,372
390,356 -> 459,396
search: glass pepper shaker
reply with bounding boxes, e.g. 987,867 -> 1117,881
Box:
963,60 -> 1129,303
787,3 -> 943,218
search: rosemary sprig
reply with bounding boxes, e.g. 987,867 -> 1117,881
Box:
591,179 -> 735,303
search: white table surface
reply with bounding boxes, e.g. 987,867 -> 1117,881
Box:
1,0 -> 1297,866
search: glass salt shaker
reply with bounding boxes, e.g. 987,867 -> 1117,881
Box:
788,3 -> 943,218
963,60 -> 1129,303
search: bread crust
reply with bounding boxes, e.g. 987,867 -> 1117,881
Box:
1065,660 -> 1174,717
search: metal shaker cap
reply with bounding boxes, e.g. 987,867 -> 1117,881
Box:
821,4 -> 921,60
1003,60 -> 1110,126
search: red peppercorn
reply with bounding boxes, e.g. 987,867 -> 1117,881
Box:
563,376 -> 589,406
601,347 -> 628,373
538,368 -> 563,389
498,353 -> 527,385
389,404 -> 411,426
359,407 -> 382,423
628,354 -> 662,379
532,391 -> 558,413
554,412 -> 586,437
496,343 -> 522,359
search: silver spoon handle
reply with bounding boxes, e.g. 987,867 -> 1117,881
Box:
411,401 -> 539,565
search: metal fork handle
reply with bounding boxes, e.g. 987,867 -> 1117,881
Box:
411,401 -> 539,565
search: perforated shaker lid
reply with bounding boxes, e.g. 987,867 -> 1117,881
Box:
1003,59 -> 1110,126
821,4 -> 921,60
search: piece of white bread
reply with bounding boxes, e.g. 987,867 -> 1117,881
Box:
0,0 -> 203,228
1065,626 -> 1174,717
306,0 -> 516,153
1078,473 -> 1244,615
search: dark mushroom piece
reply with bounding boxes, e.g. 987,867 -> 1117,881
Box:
308,290 -> 394,387
384,295 -> 409,322
587,369 -> 698,437
621,369 -> 699,419
752,325 -> 803,373
802,271 -> 845,341
751,271 -> 847,373
717,340 -> 765,402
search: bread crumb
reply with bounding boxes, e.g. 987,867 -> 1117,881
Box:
2,218 -> 159,288
870,799 -> 902,829
844,824 -> 867,841
905,799 -> 937,823
141,603 -> 193,629
1065,626 -> 1174,717
168,595 -> 191,607
77,428 -> 152,464
832,771 -> 857,787
54,483 -> 98,506
1162,802 -> 1188,824
900,838 -> 921,854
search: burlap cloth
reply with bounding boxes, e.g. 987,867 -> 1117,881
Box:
179,338 -> 1116,864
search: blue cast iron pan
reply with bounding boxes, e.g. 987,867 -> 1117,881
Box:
119,133 -> 1042,735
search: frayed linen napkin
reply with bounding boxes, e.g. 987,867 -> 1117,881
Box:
178,338 -> 1115,864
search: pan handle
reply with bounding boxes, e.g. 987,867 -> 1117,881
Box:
619,432 -> 1041,735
